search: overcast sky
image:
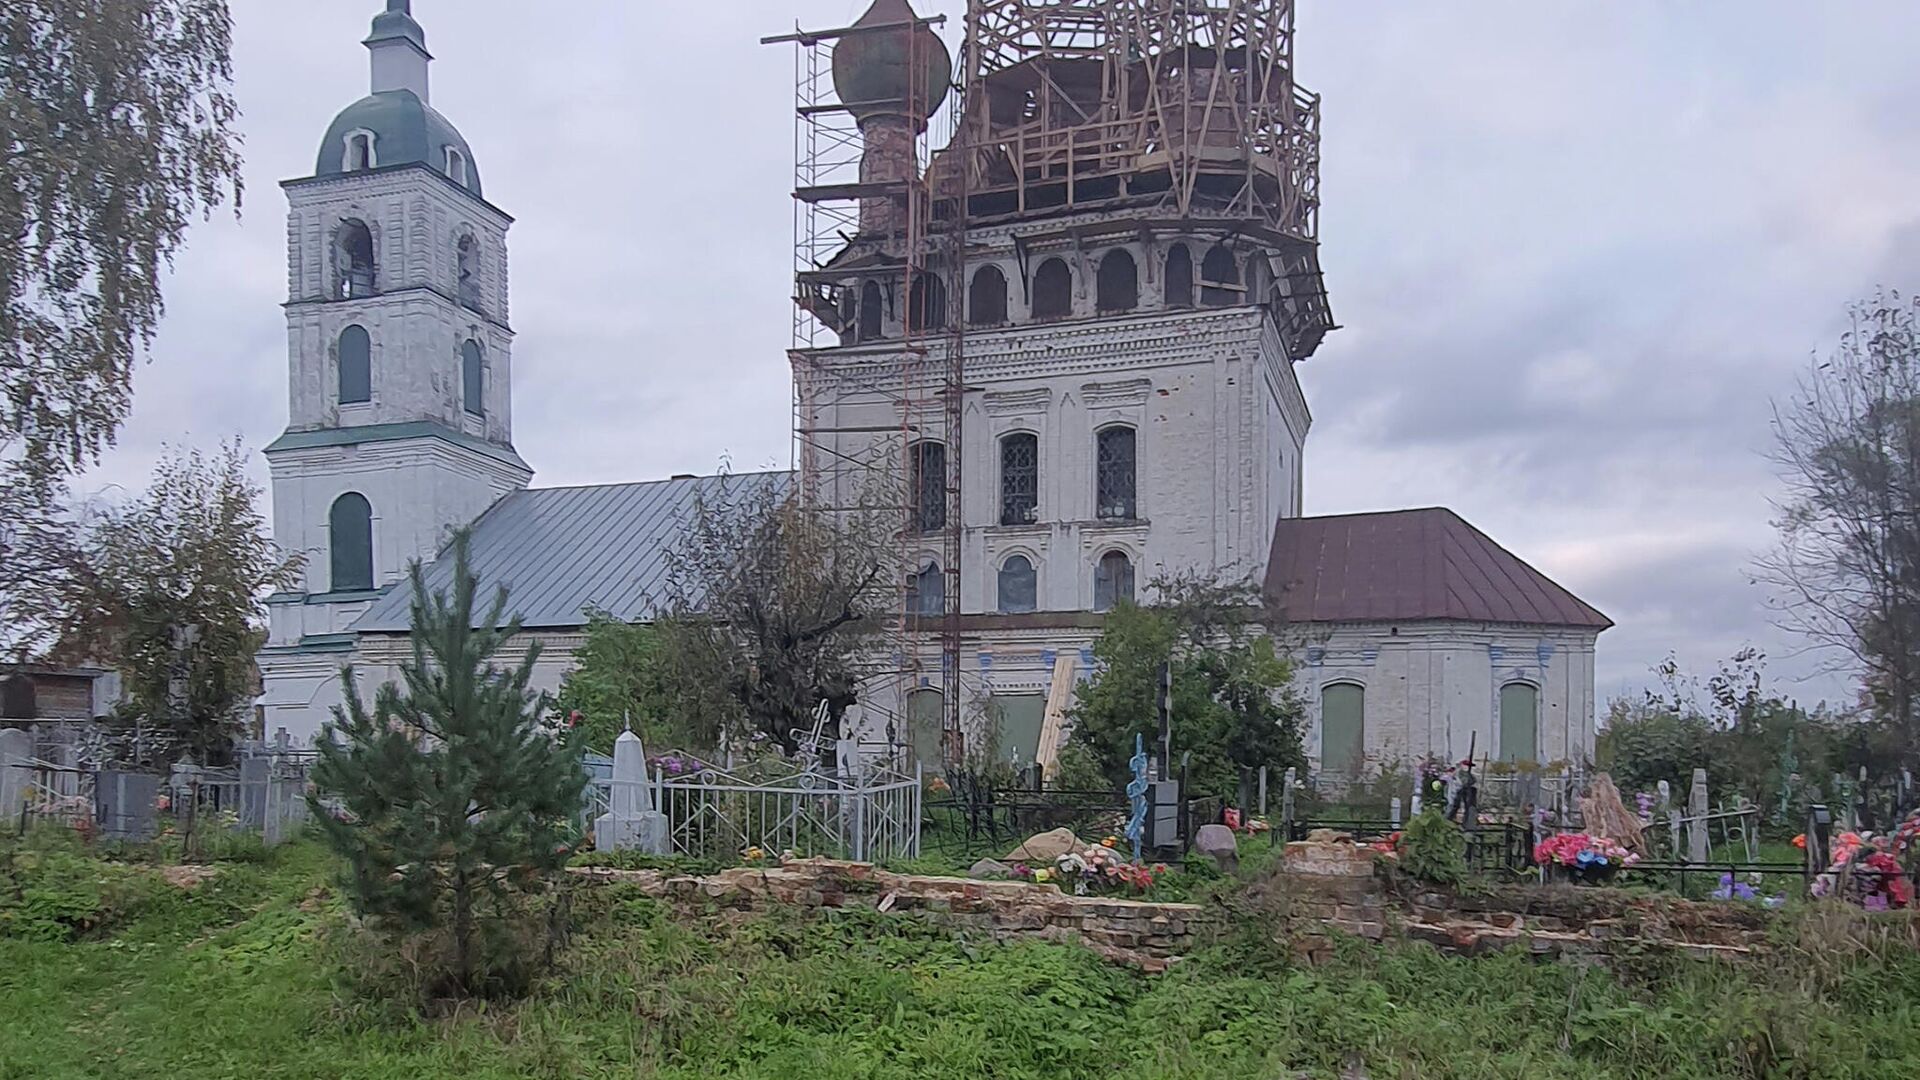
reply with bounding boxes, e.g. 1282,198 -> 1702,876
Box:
79,1 -> 1920,708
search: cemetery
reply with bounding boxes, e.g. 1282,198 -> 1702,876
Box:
6,736 -> 1920,1078
7,0 -> 1920,1073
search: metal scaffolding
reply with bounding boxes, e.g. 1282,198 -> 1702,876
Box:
765,0 -> 1334,767
766,8 -> 972,765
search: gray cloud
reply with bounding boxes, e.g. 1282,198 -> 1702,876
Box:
79,0 -> 1920,710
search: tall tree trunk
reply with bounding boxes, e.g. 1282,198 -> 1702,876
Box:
452,870 -> 474,993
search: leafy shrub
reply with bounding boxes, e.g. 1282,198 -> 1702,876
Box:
1398,809 -> 1467,887
0,833 -> 175,941
1048,740 -> 1110,793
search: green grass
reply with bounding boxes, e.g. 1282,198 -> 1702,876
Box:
4,835 -> 1920,1078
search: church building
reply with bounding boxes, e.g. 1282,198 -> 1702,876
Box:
257,1 -> 1609,781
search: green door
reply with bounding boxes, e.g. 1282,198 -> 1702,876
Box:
992,693 -> 1047,769
908,689 -> 945,770
1320,684 -> 1365,780
1499,682 -> 1539,764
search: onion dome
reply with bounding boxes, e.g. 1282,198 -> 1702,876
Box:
831,0 -> 953,123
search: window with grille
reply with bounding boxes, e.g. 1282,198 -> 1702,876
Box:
1000,432 -> 1038,525
998,555 -> 1037,614
1095,426 -> 1137,521
910,440 -> 946,533
1094,550 -> 1134,612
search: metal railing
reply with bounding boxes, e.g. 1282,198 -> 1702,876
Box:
588,761 -> 923,864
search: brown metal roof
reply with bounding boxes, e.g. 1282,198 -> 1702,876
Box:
1263,508 -> 1612,630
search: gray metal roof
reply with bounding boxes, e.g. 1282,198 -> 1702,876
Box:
316,90 -> 481,197
352,471 -> 791,633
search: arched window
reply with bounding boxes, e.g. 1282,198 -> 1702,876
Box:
335,219 -> 375,299
911,560 -> 944,617
1031,258 -> 1072,320
456,234 -> 481,310
910,440 -> 946,533
337,324 -> 371,405
1096,249 -> 1139,312
858,279 -> 884,342
1,676 -> 35,720
970,265 -> 1008,326
329,493 -> 374,593
907,687 -> 946,769
908,272 -> 946,332
1320,683 -> 1366,780
1200,244 -> 1242,307
999,432 -> 1038,525
1499,682 -> 1540,764
461,340 -> 485,417
345,132 -> 374,171
998,555 -> 1037,614
1095,425 -> 1137,521
1094,550 -> 1135,612
445,146 -> 468,186
1165,244 -> 1194,309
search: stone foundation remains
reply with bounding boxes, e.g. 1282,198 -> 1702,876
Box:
573,857 -> 1211,972
1274,839 -> 1772,965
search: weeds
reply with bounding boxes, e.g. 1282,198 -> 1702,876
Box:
4,839 -> 1920,1078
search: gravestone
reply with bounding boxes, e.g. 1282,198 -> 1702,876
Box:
595,728 -> 667,854
1281,767 -> 1298,837
96,770 -> 161,839
0,728 -> 29,826
1687,768 -> 1710,864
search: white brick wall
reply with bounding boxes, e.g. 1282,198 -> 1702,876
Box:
798,226 -> 1312,616
1296,622 -> 1601,770
262,165 -> 528,745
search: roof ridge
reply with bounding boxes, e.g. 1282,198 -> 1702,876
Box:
1284,506 -> 1455,525
525,469 -> 793,495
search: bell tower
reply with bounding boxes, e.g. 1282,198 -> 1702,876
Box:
259,1 -> 531,744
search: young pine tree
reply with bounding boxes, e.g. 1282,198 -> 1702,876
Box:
309,532 -> 586,997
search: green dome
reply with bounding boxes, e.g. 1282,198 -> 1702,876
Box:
314,89 -> 482,197
831,0 -> 952,122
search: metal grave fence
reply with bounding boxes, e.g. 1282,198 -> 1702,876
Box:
10,749 -> 315,846
589,758 -> 923,864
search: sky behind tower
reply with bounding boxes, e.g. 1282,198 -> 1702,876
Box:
79,1 -> 1920,711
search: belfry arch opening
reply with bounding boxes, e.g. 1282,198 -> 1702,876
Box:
1096,249 -> 1139,313
1031,258 -> 1072,320
335,219 -> 376,300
